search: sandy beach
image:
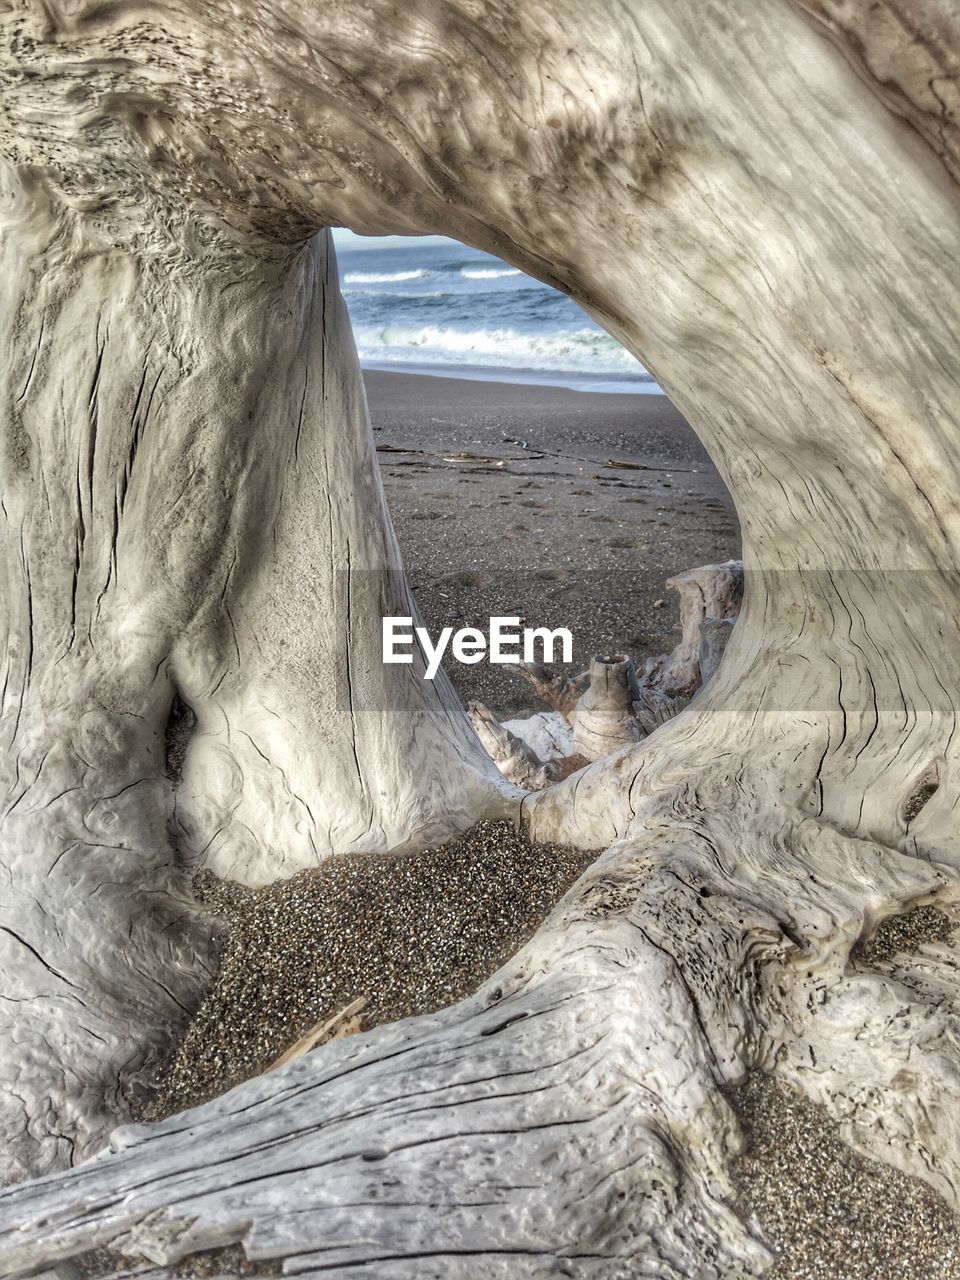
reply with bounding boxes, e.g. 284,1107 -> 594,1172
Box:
366,369 -> 741,716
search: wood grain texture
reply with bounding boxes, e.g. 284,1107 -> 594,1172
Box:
793,0 -> 960,183
0,212 -> 512,1180
1,0 -> 960,1273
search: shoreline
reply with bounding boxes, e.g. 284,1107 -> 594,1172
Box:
359,357 -> 664,396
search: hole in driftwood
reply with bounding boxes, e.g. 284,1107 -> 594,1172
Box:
163,691 -> 197,784
900,759 -> 942,826
335,229 -> 741,749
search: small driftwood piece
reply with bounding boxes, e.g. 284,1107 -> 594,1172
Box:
265,997 -> 368,1074
573,655 -> 643,761
699,616 -> 737,685
641,560 -> 744,695
474,562 -> 745,778
632,687 -> 690,737
468,702 -> 558,790
515,663 -> 589,723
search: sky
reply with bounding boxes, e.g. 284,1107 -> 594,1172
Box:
330,229 -> 455,252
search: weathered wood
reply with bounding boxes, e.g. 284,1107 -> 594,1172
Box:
794,0 -> 960,184
640,562 -> 744,697
1,0 -> 960,1274
1,816 -> 958,1276
573,655 -> 642,761
264,997 -> 368,1073
514,663 -> 589,724
698,617 -> 736,686
467,701 -> 558,789
0,225 -> 514,1182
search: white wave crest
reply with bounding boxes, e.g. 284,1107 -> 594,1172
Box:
354,323 -> 646,375
343,269 -> 428,284
343,290 -> 447,299
460,267 -> 522,280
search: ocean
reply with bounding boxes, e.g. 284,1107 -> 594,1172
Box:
332,233 -> 660,395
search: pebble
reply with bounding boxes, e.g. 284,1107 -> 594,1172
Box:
855,904 -> 955,966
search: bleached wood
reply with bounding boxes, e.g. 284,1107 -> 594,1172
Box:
572,655 -> 642,761
0,219 -> 514,1181
467,701 -> 558,789
640,562 -> 744,697
1,0 -> 960,1275
698,617 -> 736,686
502,710 -> 576,763
264,997 -> 368,1073
514,663 -> 588,724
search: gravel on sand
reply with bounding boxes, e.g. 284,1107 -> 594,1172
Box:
149,820 -> 592,1119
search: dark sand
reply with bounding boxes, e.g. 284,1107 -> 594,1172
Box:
150,821 -> 591,1119
733,1075 -> 960,1280
366,370 -> 740,716
854,903 -> 954,966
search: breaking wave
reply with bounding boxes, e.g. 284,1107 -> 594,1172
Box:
343,269 -> 427,285
353,323 -> 645,375
459,267 -> 522,280
333,234 -> 659,391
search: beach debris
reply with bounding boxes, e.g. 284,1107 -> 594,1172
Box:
468,701 -> 559,789
573,654 -> 643,759
698,616 -> 736,684
502,709 -> 576,762
471,560 -> 744,776
639,559 -> 743,695
441,452 -> 505,466
377,443 -> 516,467
515,662 -> 589,723
265,996 -> 368,1073
604,458 -> 650,471
632,687 -> 690,736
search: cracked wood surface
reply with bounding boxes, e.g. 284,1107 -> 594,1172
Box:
2,801 -> 959,1276
1,0 -> 960,1274
0,225 -> 512,1180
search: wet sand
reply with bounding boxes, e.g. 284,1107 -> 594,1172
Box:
366,370 -> 740,716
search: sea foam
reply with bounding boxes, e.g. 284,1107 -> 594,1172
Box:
354,323 -> 644,374
460,267 -> 522,280
343,269 -> 427,284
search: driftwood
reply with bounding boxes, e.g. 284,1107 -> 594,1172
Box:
477,561 -> 743,777
1,1 -> 960,1276
514,663 -> 589,724
640,561 -> 744,696
264,997 -> 368,1073
467,702 -> 559,791
698,617 -> 737,686
572,655 -> 643,760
